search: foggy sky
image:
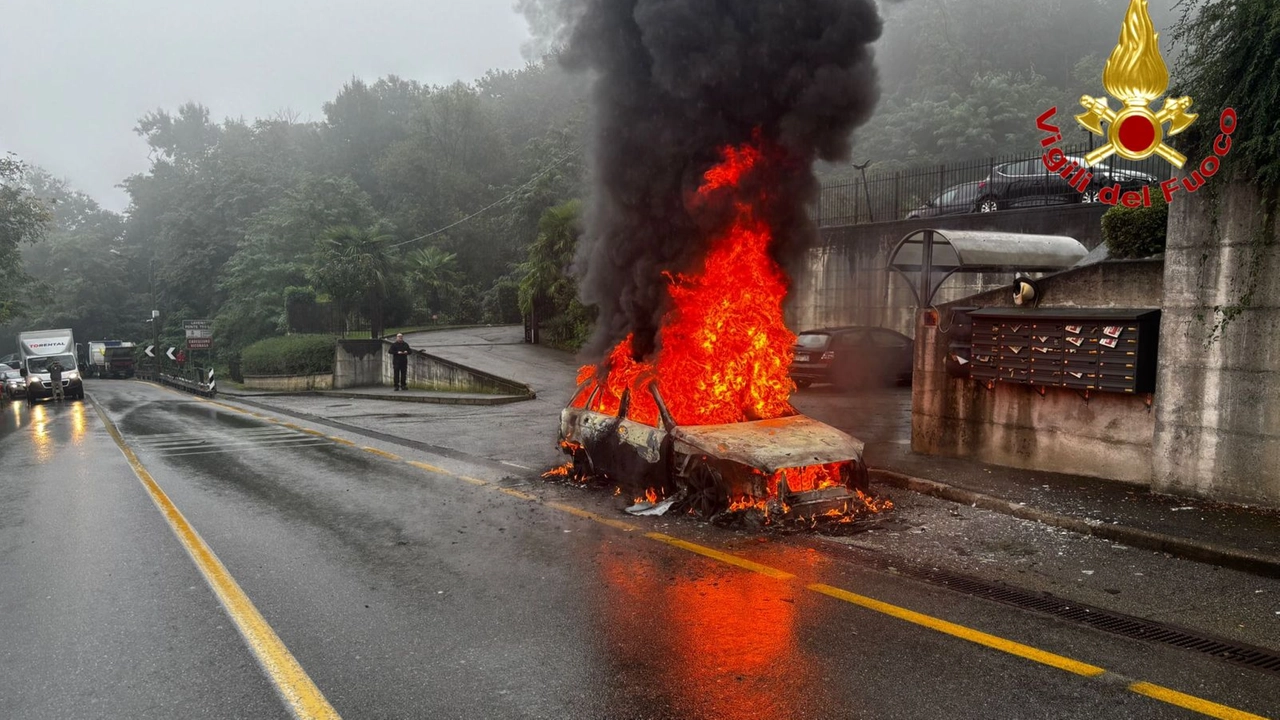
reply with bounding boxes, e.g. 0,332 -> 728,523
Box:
0,0 -> 530,212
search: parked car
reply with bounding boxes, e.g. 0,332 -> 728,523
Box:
556,378 -> 872,520
0,353 -> 19,369
906,181 -> 983,219
974,156 -> 1158,212
1,367 -> 25,401
790,326 -> 914,389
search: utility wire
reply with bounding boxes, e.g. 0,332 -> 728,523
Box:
390,146 -> 582,249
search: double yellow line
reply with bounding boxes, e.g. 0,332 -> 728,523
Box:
115,390 -> 1273,720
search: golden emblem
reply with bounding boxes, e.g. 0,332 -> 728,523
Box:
1076,0 -> 1196,168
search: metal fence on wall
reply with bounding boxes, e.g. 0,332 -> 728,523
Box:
815,144 -> 1172,227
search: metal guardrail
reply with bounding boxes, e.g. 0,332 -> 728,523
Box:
137,362 -> 217,398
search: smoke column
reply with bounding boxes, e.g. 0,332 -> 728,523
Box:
543,0 -> 885,360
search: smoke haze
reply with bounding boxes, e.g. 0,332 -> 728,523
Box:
532,0 -> 885,359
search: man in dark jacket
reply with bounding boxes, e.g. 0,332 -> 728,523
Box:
389,333 -> 411,391
48,359 -> 65,401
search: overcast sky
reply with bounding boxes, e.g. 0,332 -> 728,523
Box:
1,0 -> 531,212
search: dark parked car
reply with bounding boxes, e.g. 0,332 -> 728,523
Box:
974,156 -> 1158,212
1,367 -> 25,401
906,181 -> 983,219
790,326 -> 914,389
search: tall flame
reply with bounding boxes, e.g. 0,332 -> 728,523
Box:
582,140 -> 797,428
1102,0 -> 1169,103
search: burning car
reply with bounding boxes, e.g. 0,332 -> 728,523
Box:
556,375 -> 883,523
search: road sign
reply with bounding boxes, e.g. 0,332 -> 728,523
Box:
166,347 -> 177,361
184,319 -> 213,350
144,345 -> 155,358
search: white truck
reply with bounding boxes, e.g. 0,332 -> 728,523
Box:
17,329 -> 84,404
87,340 -> 137,378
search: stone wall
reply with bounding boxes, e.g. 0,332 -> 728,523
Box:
1153,181 -> 1280,506
913,259 -> 1165,485
334,340 -> 384,389
243,372 -> 334,392
789,204 -> 1109,336
334,338 -> 532,397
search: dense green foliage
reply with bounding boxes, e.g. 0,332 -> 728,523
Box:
1,62 -> 585,360
519,200 -> 593,350
835,0 -> 1180,176
240,334 -> 337,376
1172,0 -> 1280,191
1102,196 -> 1170,259
0,156 -> 52,325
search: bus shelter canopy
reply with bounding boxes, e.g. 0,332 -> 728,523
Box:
888,229 -> 1088,307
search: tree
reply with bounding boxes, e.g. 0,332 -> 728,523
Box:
215,175 -> 377,357
518,200 -> 593,349
307,224 -> 396,338
0,155 -> 53,324
1172,0 -> 1280,190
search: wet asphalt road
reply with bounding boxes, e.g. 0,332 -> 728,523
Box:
1,382 -> 1277,719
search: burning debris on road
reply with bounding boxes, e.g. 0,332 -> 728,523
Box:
538,0 -> 892,527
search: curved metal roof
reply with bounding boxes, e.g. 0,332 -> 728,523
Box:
889,229 -> 1088,273
888,229 -> 1090,307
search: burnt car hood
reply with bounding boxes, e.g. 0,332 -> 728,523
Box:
671,414 -> 865,474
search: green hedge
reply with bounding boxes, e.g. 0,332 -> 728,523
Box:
1101,195 -> 1169,259
240,334 -> 337,377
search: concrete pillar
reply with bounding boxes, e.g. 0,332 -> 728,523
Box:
1153,181 -> 1280,506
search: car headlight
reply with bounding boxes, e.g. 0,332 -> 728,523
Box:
66,371 -> 80,381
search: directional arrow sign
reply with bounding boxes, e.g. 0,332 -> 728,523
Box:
166,347 -> 177,361
144,345 -> 155,358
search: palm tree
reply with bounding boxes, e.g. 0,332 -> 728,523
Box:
406,246 -> 458,319
309,224 -> 395,338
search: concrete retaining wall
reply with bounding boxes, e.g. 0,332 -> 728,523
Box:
1153,181 -> 1280,506
913,259 -> 1165,485
243,372 -> 334,392
334,340 -> 384,389
790,204 -> 1109,336
334,338 -> 532,396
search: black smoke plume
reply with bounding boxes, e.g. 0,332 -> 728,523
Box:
542,0 -> 884,360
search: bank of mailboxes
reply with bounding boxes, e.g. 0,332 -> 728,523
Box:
967,309 -> 1160,394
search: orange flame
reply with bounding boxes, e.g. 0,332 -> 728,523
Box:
1103,0 -> 1169,103
582,140 -> 795,428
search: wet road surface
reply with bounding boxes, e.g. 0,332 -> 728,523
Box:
1,382 -> 1276,719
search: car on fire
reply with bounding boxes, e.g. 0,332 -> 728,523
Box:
556,377 -> 873,521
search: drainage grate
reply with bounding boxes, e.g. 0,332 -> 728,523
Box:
846,549 -> 1280,678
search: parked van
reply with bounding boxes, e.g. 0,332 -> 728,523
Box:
17,329 -> 84,404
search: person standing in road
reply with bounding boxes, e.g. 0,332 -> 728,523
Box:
48,359 -> 65,402
389,333 -> 411,391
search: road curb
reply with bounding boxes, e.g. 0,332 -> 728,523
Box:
216,389 -> 529,405
870,469 -> 1280,579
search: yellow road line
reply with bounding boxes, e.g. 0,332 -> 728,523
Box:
1128,682 -> 1271,720
361,447 -> 402,461
328,436 -> 355,446
500,488 -> 537,501
548,502 -> 638,532
646,532 -> 796,580
151,390 -> 1268,719
808,583 -> 1105,677
91,401 -> 340,719
407,461 -> 450,475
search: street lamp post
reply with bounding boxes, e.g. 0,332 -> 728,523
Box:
150,258 -> 159,376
